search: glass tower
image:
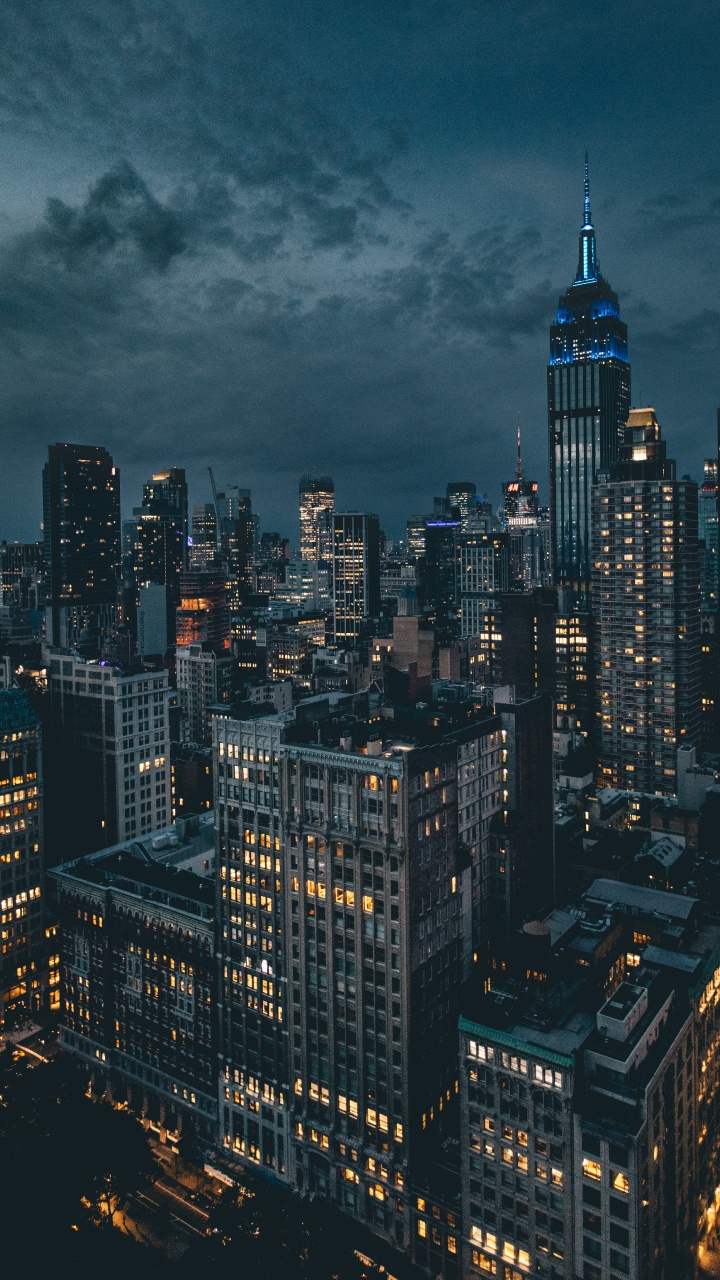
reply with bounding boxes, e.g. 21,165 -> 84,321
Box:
548,161 -> 630,600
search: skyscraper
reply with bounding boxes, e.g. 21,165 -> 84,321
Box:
0,689 -> 45,1030
446,482 -> 476,527
130,468 -> 188,591
43,443 -> 121,654
503,422 -> 550,589
593,408 -> 701,793
699,458 -> 718,611
331,513 -> 380,645
548,162 -> 630,600
189,503 -> 218,571
299,475 -> 334,562
216,486 -> 254,600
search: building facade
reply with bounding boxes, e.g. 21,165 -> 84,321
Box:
332,513 -> 381,646
46,655 -> 172,856
593,409 -> 701,793
176,643 -> 236,745
299,475 -> 335,563
0,689 -> 45,1029
50,835 -> 217,1140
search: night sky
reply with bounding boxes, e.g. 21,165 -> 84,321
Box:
1,0 -> 718,542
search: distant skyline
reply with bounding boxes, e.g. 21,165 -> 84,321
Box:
1,0 -> 718,542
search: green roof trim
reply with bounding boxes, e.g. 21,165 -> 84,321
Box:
458,1015 -> 575,1070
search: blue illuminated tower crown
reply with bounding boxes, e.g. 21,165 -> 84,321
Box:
547,158 -> 631,600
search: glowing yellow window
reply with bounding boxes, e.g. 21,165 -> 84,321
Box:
583,1158 -> 602,1181
612,1171 -> 630,1194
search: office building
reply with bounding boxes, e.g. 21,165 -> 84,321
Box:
299,476 -> 335,562
593,409 -> 701,793
130,468 -> 188,594
189,503 -> 218,571
216,486 -> 254,597
458,878 -> 720,1280
46,655 -> 171,856
214,699 -> 506,1250
0,541 -> 43,603
424,518 -> 461,618
458,531 -> 509,638
43,443 -> 121,654
548,162 -> 630,600
0,689 -> 45,1030
699,458 -> 718,612
485,695 -> 554,949
136,582 -> 172,658
331,513 -> 381,645
176,643 -> 236,745
50,826 -> 217,1141
447,483 -> 477,528
175,570 -> 230,650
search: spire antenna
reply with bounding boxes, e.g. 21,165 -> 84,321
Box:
584,152 -> 592,229
516,415 -> 523,481
575,153 -> 598,283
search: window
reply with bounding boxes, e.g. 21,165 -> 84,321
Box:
612,1171 -> 630,1194
582,1159 -> 602,1181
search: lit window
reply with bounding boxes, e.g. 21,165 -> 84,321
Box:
583,1158 -> 602,1181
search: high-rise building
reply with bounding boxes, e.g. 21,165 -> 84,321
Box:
130,468 -> 188,592
213,700 -> 505,1248
459,879 -> 720,1280
486,694 -> 554,949
0,689 -> 45,1030
189,503 -> 218,571
176,643 -> 236,745
299,476 -> 334,562
447,482 -> 477,527
43,443 -> 121,654
502,424 -> 551,590
46,655 -> 171,856
216,486 -> 254,600
593,408 -> 701,793
0,541 -> 43,604
699,458 -> 718,612
175,571 -> 230,651
548,162 -> 630,600
331,513 -> 380,645
50,825 -> 217,1141
457,529 -> 509,638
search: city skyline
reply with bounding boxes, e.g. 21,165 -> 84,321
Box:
2,8 -> 720,1278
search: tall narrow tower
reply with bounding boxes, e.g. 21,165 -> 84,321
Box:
548,160 -> 630,601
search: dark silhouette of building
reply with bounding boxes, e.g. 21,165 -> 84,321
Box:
130,467 -> 188,592
43,443 -> 121,655
331,513 -> 380,645
0,689 -> 46,1030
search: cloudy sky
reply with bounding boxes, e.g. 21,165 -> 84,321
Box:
1,0 -> 718,542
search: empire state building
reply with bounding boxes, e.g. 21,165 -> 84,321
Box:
548,161 -> 630,600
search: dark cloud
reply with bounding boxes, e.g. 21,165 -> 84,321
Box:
0,0 -> 718,540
